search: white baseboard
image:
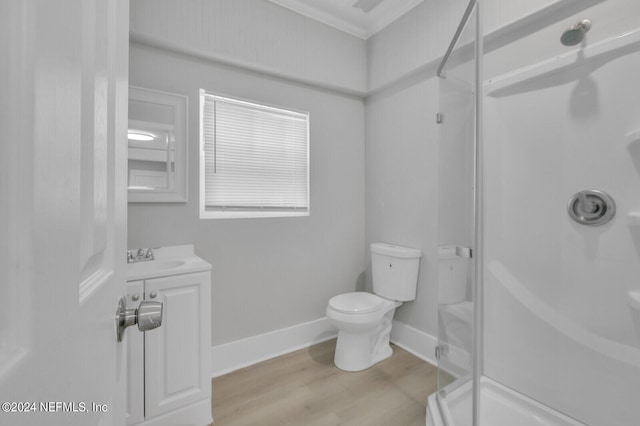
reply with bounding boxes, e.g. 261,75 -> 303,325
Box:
390,319 -> 438,366
210,317 -> 441,378
210,317 -> 338,378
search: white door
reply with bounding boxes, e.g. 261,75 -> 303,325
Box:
0,0 -> 129,425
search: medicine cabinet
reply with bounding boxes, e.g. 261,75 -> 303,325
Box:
128,86 -> 188,203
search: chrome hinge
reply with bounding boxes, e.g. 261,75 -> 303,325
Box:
435,344 -> 448,360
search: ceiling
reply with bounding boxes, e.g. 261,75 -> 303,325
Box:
267,0 -> 424,40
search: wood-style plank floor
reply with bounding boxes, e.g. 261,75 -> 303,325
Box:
211,338 -> 438,425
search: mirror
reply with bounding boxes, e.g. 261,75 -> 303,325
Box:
128,86 -> 188,203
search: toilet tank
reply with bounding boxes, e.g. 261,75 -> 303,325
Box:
371,243 -> 422,302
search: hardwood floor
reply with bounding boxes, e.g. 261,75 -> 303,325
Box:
211,338 -> 438,425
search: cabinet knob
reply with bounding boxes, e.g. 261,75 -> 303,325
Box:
132,294 -> 140,301
149,291 -> 157,299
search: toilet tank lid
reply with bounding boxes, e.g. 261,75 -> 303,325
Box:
370,243 -> 422,258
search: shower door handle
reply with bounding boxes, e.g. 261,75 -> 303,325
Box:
438,245 -> 473,259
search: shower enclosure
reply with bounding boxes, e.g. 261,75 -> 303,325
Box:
428,1 -> 640,425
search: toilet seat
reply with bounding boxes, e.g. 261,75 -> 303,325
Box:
328,292 -> 385,314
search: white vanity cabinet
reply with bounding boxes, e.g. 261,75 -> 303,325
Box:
126,245 -> 212,426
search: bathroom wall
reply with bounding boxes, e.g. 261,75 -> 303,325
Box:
366,0 -> 465,93
127,43 -> 366,346
365,78 -> 441,340
129,0 -> 367,95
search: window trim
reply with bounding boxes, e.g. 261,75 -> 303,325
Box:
199,90 -> 310,220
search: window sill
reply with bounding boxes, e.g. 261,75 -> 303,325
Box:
199,210 -> 310,220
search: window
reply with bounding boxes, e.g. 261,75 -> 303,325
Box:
199,90 -> 309,219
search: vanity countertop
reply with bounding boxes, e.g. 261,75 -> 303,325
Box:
127,244 -> 211,281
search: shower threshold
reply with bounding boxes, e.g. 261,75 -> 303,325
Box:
426,377 -> 585,426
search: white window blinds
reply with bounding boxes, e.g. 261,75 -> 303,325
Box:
200,91 -> 309,218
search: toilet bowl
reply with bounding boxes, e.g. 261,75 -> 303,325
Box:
327,292 -> 401,371
327,243 -> 421,372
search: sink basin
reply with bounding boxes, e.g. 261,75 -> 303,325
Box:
126,245 -> 211,281
127,259 -> 187,277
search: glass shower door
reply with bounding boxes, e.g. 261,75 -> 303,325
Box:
436,68 -> 475,387
435,1 -> 480,424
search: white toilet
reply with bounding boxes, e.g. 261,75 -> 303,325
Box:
326,243 -> 422,371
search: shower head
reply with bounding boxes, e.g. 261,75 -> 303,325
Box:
560,19 -> 591,46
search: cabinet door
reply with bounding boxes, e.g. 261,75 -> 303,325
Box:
144,272 -> 211,419
126,281 -> 145,425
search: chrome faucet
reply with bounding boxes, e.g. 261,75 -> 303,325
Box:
145,248 -> 155,260
128,248 -> 155,263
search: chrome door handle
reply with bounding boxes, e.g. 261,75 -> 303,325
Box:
137,300 -> 163,332
116,297 -> 163,342
438,245 -> 473,259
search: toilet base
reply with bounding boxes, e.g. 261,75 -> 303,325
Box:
333,308 -> 396,372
